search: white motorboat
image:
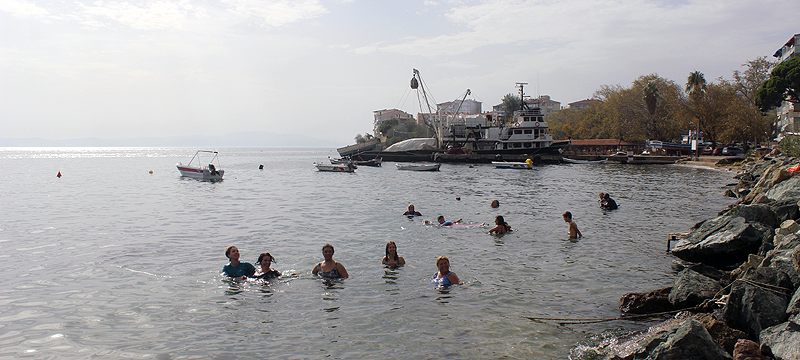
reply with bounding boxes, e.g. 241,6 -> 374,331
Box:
562,157 -> 608,164
396,163 -> 440,171
492,161 -> 534,169
315,162 -> 356,172
177,150 -> 224,181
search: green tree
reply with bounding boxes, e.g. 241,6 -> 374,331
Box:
500,94 -> 522,123
685,71 -> 707,145
732,57 -> 775,143
756,56 -> 800,111
644,81 -> 659,116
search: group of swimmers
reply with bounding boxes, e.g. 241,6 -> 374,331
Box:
222,242 -> 461,286
222,194 -> 620,284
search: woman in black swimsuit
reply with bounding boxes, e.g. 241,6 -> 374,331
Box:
312,243 -> 349,279
255,252 -> 281,280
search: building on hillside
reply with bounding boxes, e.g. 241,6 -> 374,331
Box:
568,99 -> 602,110
491,95 -> 561,119
373,109 -> 414,136
773,33 -> 800,137
437,99 -> 482,115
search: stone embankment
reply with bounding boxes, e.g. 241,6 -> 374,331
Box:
605,150 -> 800,360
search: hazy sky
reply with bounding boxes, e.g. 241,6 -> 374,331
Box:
0,0 -> 797,146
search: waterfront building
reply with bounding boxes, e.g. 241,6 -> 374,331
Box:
568,99 -> 602,110
373,108 -> 414,136
772,33 -> 800,137
491,95 -> 562,120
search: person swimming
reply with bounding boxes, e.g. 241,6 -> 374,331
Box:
436,215 -> 462,226
312,243 -> 349,279
432,256 -> 460,287
490,199 -> 500,208
403,204 -> 422,217
382,241 -> 405,268
563,211 -> 582,239
221,246 -> 256,279
255,252 -> 280,280
488,215 -> 512,235
601,193 -> 618,210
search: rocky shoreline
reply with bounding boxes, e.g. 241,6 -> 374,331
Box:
598,151 -> 800,359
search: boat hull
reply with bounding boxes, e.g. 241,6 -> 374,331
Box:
491,161 -> 533,169
396,163 -> 440,171
315,163 -> 356,172
177,166 -> 224,181
606,155 -> 686,164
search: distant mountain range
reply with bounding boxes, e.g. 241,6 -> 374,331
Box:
0,131 -> 342,148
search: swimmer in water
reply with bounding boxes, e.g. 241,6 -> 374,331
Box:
432,256 -> 460,287
382,241 -> 405,268
403,204 -> 422,217
488,215 -> 512,235
255,252 -> 281,280
222,246 -> 256,279
563,211 -> 582,239
312,243 -> 349,279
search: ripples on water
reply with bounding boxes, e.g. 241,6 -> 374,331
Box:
0,147 -> 734,359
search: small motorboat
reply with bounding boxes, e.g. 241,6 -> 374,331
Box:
396,163 -> 440,171
177,150 -> 224,181
354,157 -> 382,167
491,161 -> 533,170
315,162 -> 356,172
563,157 -> 608,164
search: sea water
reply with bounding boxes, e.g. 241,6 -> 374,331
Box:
0,147 -> 734,359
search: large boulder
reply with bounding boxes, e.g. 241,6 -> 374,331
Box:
672,216 -> 773,266
761,249 -> 800,289
759,320 -> 800,360
723,268 -> 792,339
772,201 -> 799,224
732,339 -> 766,360
647,319 -> 732,360
620,287 -> 674,314
765,175 -> 800,203
669,269 -> 722,308
731,204 -> 778,228
697,314 -> 749,355
788,286 -> 800,316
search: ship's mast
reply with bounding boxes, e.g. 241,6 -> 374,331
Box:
411,69 -> 443,149
516,82 -> 529,111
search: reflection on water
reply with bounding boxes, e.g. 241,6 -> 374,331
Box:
0,148 -> 735,359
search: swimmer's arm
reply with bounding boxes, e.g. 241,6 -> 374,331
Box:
312,263 -> 320,275
449,272 -> 461,285
337,263 -> 349,279
398,256 -> 405,266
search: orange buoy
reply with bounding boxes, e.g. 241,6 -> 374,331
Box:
56,171 -> 62,178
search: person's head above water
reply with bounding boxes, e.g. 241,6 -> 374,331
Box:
225,246 -> 239,260
603,193 -> 611,200
322,243 -> 335,260
437,215 -> 445,224
407,204 -> 415,211
490,199 -> 500,208
495,215 -> 506,225
563,211 -> 573,221
257,252 -> 275,265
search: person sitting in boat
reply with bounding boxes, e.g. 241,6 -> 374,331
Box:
403,204 -> 422,217
255,252 -> 281,280
601,193 -> 618,210
432,256 -> 461,287
312,243 -> 349,279
222,246 -> 256,280
208,163 -> 218,176
436,215 -> 462,227
488,215 -> 512,235
382,241 -> 406,269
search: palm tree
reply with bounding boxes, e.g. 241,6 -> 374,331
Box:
686,71 -> 707,98
686,71 -> 706,159
644,81 -> 660,116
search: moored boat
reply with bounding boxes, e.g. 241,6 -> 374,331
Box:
562,157 -> 608,164
176,150 -> 224,182
396,163 -> 440,171
492,161 -> 534,169
315,162 -> 356,172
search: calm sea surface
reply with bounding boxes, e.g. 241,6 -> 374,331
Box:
0,147 -> 735,359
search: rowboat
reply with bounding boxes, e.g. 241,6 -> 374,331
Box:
396,163 -> 440,171
492,161 -> 533,169
562,157 -> 608,164
315,162 -> 356,172
176,150 -> 224,182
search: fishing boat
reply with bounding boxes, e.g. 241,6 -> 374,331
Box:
396,163 -> 440,171
315,162 -> 356,172
354,157 -> 382,167
562,157 -> 608,164
176,150 -> 224,182
492,161 -> 534,169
